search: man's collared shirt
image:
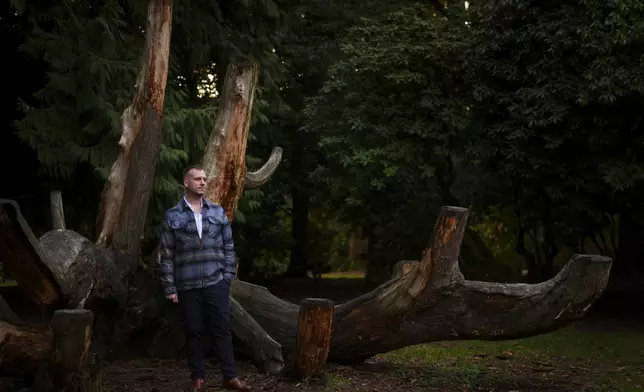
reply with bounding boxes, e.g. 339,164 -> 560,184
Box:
183,196 -> 203,238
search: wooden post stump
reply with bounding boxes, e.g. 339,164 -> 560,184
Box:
49,191 -> 66,230
293,298 -> 335,379
33,309 -> 102,392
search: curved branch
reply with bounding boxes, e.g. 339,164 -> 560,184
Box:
244,146 -> 283,189
455,254 -> 612,339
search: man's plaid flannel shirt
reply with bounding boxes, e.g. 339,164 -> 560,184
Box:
156,197 -> 236,296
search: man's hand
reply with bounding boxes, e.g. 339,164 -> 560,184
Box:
167,294 -> 178,303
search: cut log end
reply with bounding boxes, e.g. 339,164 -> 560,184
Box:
292,298 -> 335,379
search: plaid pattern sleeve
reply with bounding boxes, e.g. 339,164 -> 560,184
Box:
157,214 -> 177,296
221,212 -> 236,277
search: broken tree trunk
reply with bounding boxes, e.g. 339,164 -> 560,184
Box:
96,0 -> 173,249
202,62 -> 258,221
292,298 -> 334,379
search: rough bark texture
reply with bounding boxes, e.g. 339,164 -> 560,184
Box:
202,62 -> 259,221
293,298 -> 334,378
37,309 -> 100,391
244,146 -> 283,189
50,191 -> 66,230
229,296 -> 284,375
228,207 -> 612,363
96,0 -> 173,247
0,320 -> 53,377
0,199 -> 62,306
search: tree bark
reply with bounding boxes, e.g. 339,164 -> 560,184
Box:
202,62 -> 259,221
0,320 -> 53,377
34,309 -> 102,392
244,147 -> 283,189
292,298 -> 334,379
96,0 -> 173,248
0,199 -> 62,306
50,191 -> 66,230
228,207 -> 612,362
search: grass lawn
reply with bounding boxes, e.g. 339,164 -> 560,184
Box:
371,322 -> 644,391
0,279 -> 17,287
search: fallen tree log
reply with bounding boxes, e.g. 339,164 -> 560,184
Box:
229,206 -> 612,362
0,203 -> 612,374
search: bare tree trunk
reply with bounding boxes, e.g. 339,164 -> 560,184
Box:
202,62 -> 259,221
96,0 -> 173,249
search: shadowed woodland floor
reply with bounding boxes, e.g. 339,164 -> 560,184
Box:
1,276 -> 643,392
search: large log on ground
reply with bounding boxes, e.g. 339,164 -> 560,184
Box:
0,197 -> 613,375
292,298 -> 334,379
229,206 -> 612,362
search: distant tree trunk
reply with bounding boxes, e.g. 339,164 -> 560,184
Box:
615,209 -> 644,290
287,184 -> 310,278
286,128 -> 310,278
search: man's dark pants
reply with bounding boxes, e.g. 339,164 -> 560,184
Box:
177,279 -> 237,381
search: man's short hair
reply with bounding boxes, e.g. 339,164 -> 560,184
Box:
183,164 -> 205,178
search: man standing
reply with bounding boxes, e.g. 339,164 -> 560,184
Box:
157,165 -> 251,391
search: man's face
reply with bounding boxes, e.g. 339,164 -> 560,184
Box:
184,168 -> 207,196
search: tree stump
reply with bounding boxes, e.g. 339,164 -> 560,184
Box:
33,309 -> 102,392
293,298 -> 335,379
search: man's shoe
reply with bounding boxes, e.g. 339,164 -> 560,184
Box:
189,379 -> 204,392
222,377 -> 251,391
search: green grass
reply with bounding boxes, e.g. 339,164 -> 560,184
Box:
320,271 -> 365,279
378,324 -> 644,391
0,279 -> 17,287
